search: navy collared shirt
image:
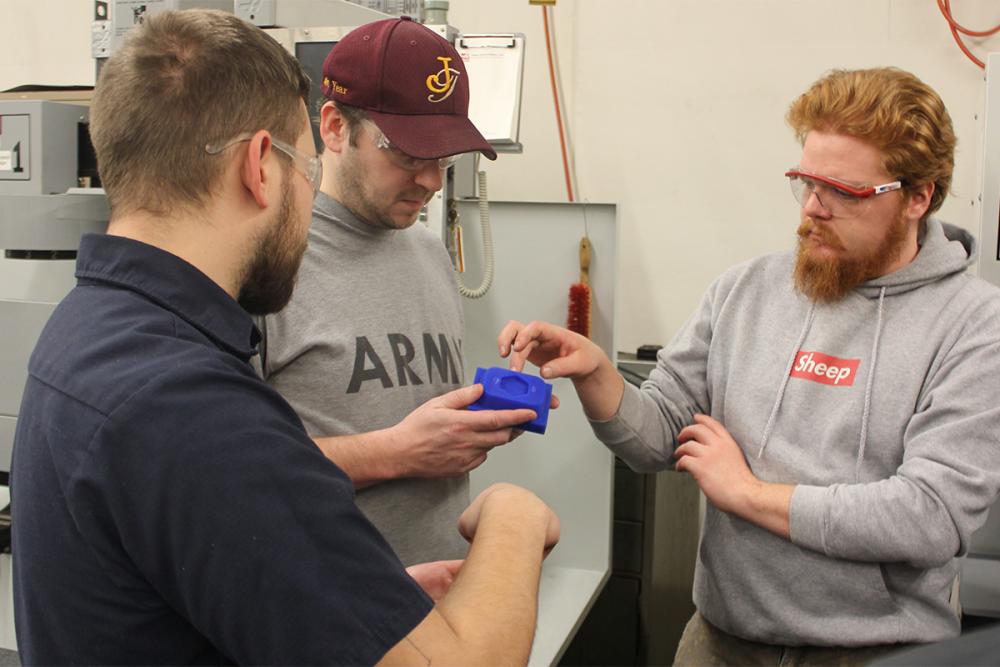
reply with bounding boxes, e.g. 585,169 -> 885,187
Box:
11,233 -> 433,665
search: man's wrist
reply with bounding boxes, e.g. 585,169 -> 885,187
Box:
738,478 -> 793,539
572,357 -> 624,421
375,425 -> 407,479
479,486 -> 550,548
739,478 -> 767,520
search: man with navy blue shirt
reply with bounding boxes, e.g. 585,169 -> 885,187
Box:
11,9 -> 558,665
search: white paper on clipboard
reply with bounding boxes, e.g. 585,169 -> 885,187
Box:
457,33 -> 525,149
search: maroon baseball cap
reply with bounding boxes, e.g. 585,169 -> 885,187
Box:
321,17 -> 497,160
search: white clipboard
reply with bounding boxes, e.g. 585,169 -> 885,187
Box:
457,33 -> 525,152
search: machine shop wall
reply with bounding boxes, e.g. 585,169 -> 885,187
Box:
3,0 -> 999,354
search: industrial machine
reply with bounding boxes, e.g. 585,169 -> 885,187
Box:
0,100 -> 108,477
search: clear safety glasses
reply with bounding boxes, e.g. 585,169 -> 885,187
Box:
785,168 -> 902,219
366,121 -> 463,172
206,134 -> 323,194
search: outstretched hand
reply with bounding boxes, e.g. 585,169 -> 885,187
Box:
497,320 -> 624,421
497,320 -> 604,379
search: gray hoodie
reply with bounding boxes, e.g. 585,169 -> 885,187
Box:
594,219 -> 1000,646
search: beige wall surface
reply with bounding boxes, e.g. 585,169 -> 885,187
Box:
3,0 -> 999,351
0,1 -> 96,90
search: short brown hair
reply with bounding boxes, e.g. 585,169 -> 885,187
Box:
333,101 -> 368,147
786,67 -> 956,218
89,9 -> 310,217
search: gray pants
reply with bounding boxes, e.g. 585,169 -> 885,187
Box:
673,612 -> 912,666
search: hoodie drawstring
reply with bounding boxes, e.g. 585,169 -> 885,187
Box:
856,286 -> 886,481
757,303 -> 816,458
755,288 -> 887,473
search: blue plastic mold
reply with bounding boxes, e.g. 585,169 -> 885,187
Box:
468,366 -> 553,434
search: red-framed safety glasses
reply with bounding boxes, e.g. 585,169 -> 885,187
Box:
785,168 -> 902,218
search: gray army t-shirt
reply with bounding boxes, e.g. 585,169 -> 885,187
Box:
260,193 -> 469,566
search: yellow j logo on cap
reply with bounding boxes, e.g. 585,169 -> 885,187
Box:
426,56 -> 460,103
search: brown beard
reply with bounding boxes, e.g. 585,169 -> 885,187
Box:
238,172 -> 308,315
793,209 -> 909,303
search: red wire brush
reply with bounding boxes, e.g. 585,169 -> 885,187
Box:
567,236 -> 592,338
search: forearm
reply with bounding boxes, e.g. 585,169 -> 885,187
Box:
572,356 -> 625,422
740,479 -> 959,563
737,480 -> 794,540
312,430 -> 399,489
434,492 -> 548,664
790,478 -> 962,566
378,487 -> 550,666
590,382 -> 690,472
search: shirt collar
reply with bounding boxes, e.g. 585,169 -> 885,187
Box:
75,233 -> 261,359
313,191 -> 395,237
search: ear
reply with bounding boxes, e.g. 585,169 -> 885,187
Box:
240,130 -> 273,209
319,101 -> 350,153
904,182 -> 934,223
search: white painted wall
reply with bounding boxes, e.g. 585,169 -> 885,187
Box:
3,0 -> 999,352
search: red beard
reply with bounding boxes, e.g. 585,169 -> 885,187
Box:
793,212 -> 909,303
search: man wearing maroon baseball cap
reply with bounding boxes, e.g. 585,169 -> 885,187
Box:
258,17 -> 523,571
321,15 -> 497,163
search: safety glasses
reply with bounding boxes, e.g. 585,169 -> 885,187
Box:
206,134 -> 323,194
785,168 -> 902,218
366,121 -> 462,172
